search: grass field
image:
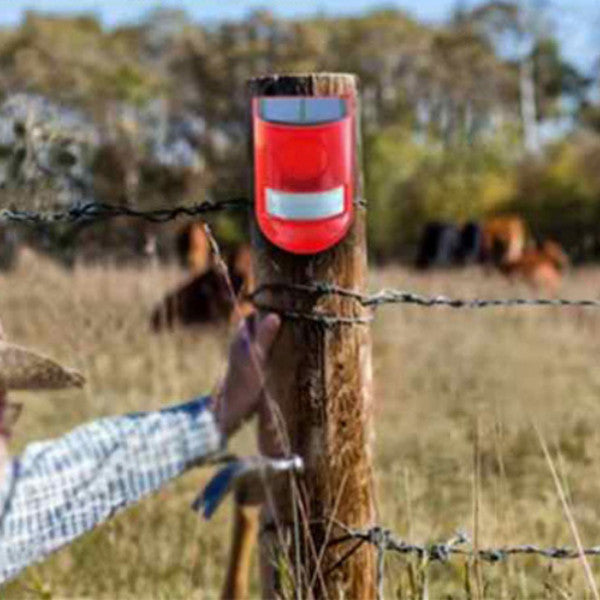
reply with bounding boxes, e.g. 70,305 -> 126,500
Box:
3,252 -> 600,599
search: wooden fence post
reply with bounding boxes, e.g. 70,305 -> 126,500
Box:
248,73 -> 375,599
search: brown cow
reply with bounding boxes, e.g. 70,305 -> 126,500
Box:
477,215 -> 570,292
481,215 -> 527,266
176,222 -> 211,275
499,240 -> 569,293
151,244 -> 255,331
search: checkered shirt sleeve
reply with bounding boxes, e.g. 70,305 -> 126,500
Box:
0,397 -> 222,584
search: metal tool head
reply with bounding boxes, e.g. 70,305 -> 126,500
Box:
193,454 -> 304,519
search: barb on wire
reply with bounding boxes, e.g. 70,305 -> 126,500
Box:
328,525 -> 600,566
374,527 -> 387,600
0,198 -> 249,224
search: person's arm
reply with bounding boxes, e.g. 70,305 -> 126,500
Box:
0,397 -> 220,583
0,314 -> 280,585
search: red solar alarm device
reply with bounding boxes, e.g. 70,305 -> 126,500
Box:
253,96 -> 355,254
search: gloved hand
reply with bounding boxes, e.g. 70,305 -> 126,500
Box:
213,313 -> 281,438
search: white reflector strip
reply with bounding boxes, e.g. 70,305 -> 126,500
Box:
266,187 -> 344,221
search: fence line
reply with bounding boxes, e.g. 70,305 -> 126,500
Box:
5,198 -> 600,591
2,200 -> 600,319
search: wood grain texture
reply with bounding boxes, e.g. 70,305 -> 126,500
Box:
248,73 -> 375,599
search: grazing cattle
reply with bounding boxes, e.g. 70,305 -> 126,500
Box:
499,239 -> 569,293
176,222 -> 211,275
415,222 -> 461,269
414,215 -> 568,293
151,244 -> 255,331
481,216 -> 527,266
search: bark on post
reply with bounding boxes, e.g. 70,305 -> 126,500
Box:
248,73 -> 375,599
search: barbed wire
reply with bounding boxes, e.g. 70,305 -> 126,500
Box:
330,526 -> 600,562
252,281 -> 600,309
364,290 -> 600,310
0,199 -> 249,224
0,197 -> 369,225
249,281 -> 600,326
325,525 -> 600,599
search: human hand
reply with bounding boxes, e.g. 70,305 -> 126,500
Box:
213,313 -> 281,438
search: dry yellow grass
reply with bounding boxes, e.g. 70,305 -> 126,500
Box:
3,252 -> 600,599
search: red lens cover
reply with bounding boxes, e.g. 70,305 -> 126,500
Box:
253,96 -> 355,254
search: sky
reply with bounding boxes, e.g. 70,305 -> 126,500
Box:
0,0 -> 597,72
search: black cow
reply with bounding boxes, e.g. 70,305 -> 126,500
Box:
456,221 -> 482,265
416,222 -> 460,269
416,221 -> 483,269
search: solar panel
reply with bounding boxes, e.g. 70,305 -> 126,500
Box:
259,97 -> 346,125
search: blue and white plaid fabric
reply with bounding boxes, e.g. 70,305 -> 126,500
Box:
0,396 -> 222,584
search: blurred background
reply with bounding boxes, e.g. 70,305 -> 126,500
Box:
0,0 -> 599,265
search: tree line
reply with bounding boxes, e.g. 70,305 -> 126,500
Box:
0,3 -> 598,260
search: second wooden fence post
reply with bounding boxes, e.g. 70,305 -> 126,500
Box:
248,73 -> 376,599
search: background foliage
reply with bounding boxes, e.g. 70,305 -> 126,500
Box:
0,3 -> 598,260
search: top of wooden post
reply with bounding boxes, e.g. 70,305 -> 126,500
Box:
247,72 -> 358,97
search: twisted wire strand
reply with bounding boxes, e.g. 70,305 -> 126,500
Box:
0,199 -> 249,224
363,290 -> 600,310
250,282 -> 600,310
0,197 -> 368,225
329,526 -> 600,564
248,282 -> 600,325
